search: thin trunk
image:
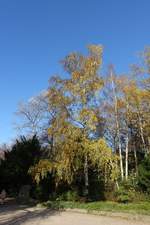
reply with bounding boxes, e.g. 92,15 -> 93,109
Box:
110,67 -> 124,180
125,134 -> 129,180
118,132 -> 124,180
84,154 -> 89,196
137,110 -> 146,153
116,180 -> 119,190
113,134 -> 117,154
125,101 -> 129,181
148,137 -> 150,153
50,135 -> 54,157
131,127 -> 138,177
134,144 -> 138,176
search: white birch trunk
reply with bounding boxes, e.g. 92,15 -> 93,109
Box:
110,67 -> 124,180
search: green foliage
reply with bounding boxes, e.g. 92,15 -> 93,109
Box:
0,135 -> 41,193
114,178 -> 139,203
110,177 -> 150,203
138,154 -> 150,193
31,185 -> 49,201
115,186 -> 135,203
57,190 -> 79,202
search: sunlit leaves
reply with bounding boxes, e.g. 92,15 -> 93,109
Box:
29,159 -> 54,184
29,45 -> 118,186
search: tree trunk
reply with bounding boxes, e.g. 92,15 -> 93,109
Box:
134,144 -> 138,176
117,127 -> 124,180
110,67 -> 124,180
137,110 -> 146,153
84,154 -> 89,196
125,134 -> 129,180
125,101 -> 129,181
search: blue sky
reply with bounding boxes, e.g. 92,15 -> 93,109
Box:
0,0 -> 150,144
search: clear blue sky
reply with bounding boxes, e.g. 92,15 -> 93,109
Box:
0,0 -> 150,144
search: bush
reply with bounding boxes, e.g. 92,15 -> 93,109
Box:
115,178 -> 150,203
138,154 -> 150,193
57,190 -> 79,202
115,180 -> 136,203
115,186 -> 135,203
0,135 -> 41,194
133,191 -> 150,202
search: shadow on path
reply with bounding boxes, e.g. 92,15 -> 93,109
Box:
0,204 -> 60,225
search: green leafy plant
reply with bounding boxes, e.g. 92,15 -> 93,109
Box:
57,190 -> 79,202
138,154 -> 150,193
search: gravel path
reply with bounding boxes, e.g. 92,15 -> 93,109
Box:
0,205 -> 150,225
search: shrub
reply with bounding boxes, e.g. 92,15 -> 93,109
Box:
115,186 -> 135,203
57,190 -> 79,202
138,154 -> 150,193
115,179 -> 137,203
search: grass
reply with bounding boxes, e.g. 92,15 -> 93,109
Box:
40,200 -> 150,215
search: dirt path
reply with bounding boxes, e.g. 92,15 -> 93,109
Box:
0,205 -> 150,225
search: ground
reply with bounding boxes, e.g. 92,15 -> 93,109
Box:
0,204 -> 150,225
